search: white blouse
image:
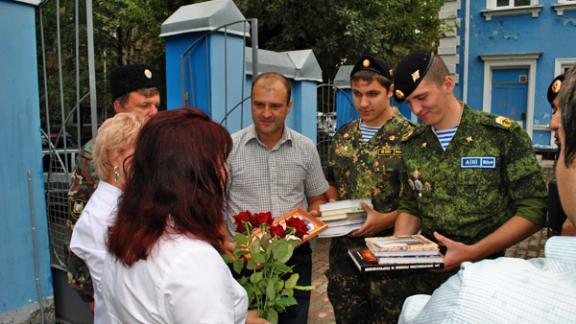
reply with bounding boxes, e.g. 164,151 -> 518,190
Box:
101,233 -> 248,324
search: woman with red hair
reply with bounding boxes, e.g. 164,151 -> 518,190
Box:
101,108 -> 263,323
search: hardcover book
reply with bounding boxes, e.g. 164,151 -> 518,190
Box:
365,235 -> 439,255
347,247 -> 444,273
319,198 -> 372,215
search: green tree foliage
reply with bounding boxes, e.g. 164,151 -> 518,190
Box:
37,0 -> 447,138
235,0 -> 447,79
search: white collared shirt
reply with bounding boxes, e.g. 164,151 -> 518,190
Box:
101,234 -> 248,324
70,181 -> 122,324
399,236 -> 576,324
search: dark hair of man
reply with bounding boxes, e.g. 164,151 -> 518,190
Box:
107,108 -> 232,266
351,70 -> 393,90
116,87 -> 160,106
559,65 -> 576,166
251,72 -> 292,104
425,55 -> 450,86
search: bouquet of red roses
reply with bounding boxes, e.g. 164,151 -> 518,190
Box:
224,209 -> 320,324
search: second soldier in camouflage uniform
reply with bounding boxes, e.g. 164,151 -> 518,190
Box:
325,55 -> 416,324
368,51 -> 547,322
66,64 -> 160,308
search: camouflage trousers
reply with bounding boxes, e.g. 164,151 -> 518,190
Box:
326,236 -> 453,324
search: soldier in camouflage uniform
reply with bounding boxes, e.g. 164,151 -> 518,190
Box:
66,64 -> 161,308
325,55 -> 416,323
366,51 -> 547,322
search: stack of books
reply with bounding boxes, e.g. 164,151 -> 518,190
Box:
317,199 -> 371,238
347,234 -> 444,272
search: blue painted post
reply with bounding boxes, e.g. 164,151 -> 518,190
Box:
161,0 -> 249,135
291,81 -> 318,142
0,0 -> 53,320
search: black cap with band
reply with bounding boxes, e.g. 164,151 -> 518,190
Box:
110,64 -> 160,101
393,51 -> 434,102
547,74 -> 565,106
350,54 -> 393,80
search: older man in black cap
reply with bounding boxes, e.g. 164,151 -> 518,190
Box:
324,54 -> 415,323
375,50 -> 547,320
66,63 -> 160,311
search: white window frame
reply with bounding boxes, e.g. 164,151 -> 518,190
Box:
553,0 -> 576,15
480,53 -> 541,139
487,0 -> 537,9
482,0 -> 542,20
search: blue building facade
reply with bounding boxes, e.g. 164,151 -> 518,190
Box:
441,0 -> 576,147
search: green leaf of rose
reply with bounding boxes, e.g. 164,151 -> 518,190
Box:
266,279 -> 276,301
276,296 -> 297,308
265,308 -> 278,324
232,258 -> 244,274
284,273 -> 299,289
250,271 -> 263,283
271,239 -> 293,263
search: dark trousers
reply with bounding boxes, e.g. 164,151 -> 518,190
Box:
279,242 -> 312,324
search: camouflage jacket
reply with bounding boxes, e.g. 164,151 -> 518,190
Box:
66,138 -> 98,302
398,106 -> 548,244
327,109 -> 416,213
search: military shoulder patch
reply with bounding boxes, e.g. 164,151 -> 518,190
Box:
481,114 -> 515,131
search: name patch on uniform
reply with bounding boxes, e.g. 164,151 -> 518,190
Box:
461,157 -> 496,169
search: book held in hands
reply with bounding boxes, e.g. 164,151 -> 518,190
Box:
347,234 -> 444,272
317,199 -> 371,238
347,247 -> 444,273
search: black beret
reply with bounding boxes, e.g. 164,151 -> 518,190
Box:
350,54 -> 393,80
547,74 -> 565,105
393,51 -> 434,102
110,64 -> 160,101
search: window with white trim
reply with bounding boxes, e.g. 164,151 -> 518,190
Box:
483,0 -> 542,20
487,0 -> 536,9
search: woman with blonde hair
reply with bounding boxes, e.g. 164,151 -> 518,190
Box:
70,112 -> 146,324
101,108 -> 267,324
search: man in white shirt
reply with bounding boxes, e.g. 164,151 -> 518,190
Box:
398,65 -> 576,324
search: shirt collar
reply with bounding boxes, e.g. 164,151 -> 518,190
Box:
545,236 -> 576,265
245,124 -> 292,149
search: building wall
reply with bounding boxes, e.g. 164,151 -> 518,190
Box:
0,0 -> 53,319
461,0 -> 576,145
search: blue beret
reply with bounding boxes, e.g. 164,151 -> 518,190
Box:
351,54 -> 393,80
110,64 -> 160,101
393,51 -> 434,102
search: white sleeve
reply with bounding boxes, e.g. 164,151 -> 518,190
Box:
163,248 -> 247,324
398,267 -> 464,324
70,208 -> 106,284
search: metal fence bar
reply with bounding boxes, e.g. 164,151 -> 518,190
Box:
55,0 -> 69,171
86,0 -> 98,138
38,6 -> 51,140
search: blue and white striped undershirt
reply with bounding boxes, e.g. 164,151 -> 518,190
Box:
433,126 -> 459,151
359,123 -> 381,143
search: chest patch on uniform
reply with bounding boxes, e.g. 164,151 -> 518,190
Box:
461,157 -> 496,169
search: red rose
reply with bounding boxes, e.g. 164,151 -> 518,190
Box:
285,217 -> 308,239
233,211 -> 252,233
269,224 -> 286,238
251,212 -> 273,227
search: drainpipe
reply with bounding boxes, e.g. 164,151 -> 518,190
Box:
28,170 -> 45,324
463,0 -> 471,103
